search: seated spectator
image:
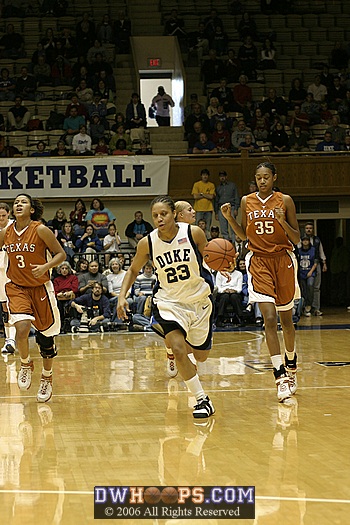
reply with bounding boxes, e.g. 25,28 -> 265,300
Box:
307,75 -> 327,104
328,76 -> 347,111
135,141 -> 153,155
33,55 -> 52,86
125,211 -> 153,249
212,120 -> 231,152
289,77 -> 307,108
90,113 -> 106,145
187,121 -> 203,153
73,65 -> 93,90
210,103 -> 230,131
232,74 -> 252,110
0,135 -> 21,157
51,139 -> 71,156
97,14 -> 114,44
164,9 -> 186,40
337,89 -> 350,124
133,261 -> 156,314
87,39 -> 107,65
238,258 -> 262,325
51,54 -> 72,86
78,259 -> 107,295
125,92 -> 147,141
69,198 -> 86,235
237,11 -> 258,41
76,79 -> 94,106
319,100 -> 333,125
211,78 -> 235,112
85,198 -> 116,238
114,10 -> 131,54
15,67 -> 37,101
316,131 -> 341,152
269,121 -> 290,152
206,96 -> 219,119
341,134 -> 350,152
112,138 -> 133,155
209,225 -> 220,240
0,67 -> 16,101
90,52 -> 113,77
222,48 -> 241,84
192,132 -> 218,154
0,23 -> 25,59
185,103 -> 210,137
76,12 -> 96,57
211,25 -> 228,57
261,87 -> 288,125
57,221 -> 78,262
197,218 -> 210,240
53,261 -> 79,332
288,104 -> 310,133
237,36 -> 258,81
31,141 -> 50,157
251,107 -> 270,141
63,106 -> 86,145
51,207 -> 67,232
65,92 -> 88,118
301,92 -> 321,125
327,114 -> 346,146
61,26 -> 77,59
204,8 -> 224,43
87,92 -> 108,126
109,124 -> 132,152
238,133 -> 260,153
184,93 -> 205,120
41,27 -> 58,66
95,136 -> 109,155
106,258 -> 132,323
231,120 -> 254,152
72,124 -> 93,155
94,79 -> 114,104
75,257 -> 89,276
187,22 -> 210,66
298,235 -> 318,317
76,224 -> 103,254
201,49 -> 222,86
103,223 -> 121,266
288,125 -> 310,152
70,281 -> 111,332
215,267 -> 243,326
111,112 -> 126,133
7,96 -> 31,131
320,63 -> 334,90
259,38 -> 276,69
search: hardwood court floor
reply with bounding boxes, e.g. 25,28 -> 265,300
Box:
0,308 -> 350,525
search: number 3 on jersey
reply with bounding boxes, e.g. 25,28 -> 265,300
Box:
165,264 -> 190,283
16,254 -> 26,268
255,220 -> 275,235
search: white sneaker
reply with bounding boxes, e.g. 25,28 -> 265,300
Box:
37,375 -> 53,403
285,354 -> 298,395
17,361 -> 34,390
1,339 -> 16,354
275,375 -> 292,402
166,354 -> 178,378
193,396 -> 215,419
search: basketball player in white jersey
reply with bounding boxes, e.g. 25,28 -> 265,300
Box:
0,203 -> 16,355
118,196 -> 215,419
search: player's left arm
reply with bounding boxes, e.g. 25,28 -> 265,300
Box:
275,195 -> 300,245
32,225 -> 66,278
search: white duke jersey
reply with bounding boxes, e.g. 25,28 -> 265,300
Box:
148,222 -> 213,304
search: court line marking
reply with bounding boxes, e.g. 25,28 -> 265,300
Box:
0,384 -> 350,401
0,489 -> 349,504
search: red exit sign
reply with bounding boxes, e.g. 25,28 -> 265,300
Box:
148,58 -> 162,67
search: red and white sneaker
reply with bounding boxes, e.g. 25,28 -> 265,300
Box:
37,375 -> 53,403
166,353 -> 178,378
17,361 -> 34,391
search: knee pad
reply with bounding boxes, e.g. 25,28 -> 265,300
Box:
35,332 -> 57,359
1,309 -> 9,324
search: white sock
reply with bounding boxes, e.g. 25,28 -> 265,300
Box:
20,356 -> 31,365
5,325 -> 16,341
185,374 -> 206,401
187,352 -> 197,365
42,368 -> 53,378
271,354 -> 283,370
285,350 -> 295,360
166,347 -> 174,357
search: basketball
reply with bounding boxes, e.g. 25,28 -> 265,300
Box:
144,486 -> 161,504
161,486 -> 178,504
203,238 -> 237,272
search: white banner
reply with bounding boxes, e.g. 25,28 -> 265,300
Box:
0,156 -> 170,199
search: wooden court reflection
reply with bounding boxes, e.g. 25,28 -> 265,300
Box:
0,309 -> 350,524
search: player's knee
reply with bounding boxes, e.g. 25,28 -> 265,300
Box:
36,332 -> 57,359
264,313 -> 277,329
194,352 -> 207,363
171,344 -> 186,360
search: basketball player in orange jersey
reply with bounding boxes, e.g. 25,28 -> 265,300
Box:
0,194 -> 66,402
221,162 -> 300,403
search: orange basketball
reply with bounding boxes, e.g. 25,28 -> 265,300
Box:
144,486 -> 161,504
161,486 -> 178,504
203,238 -> 236,272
